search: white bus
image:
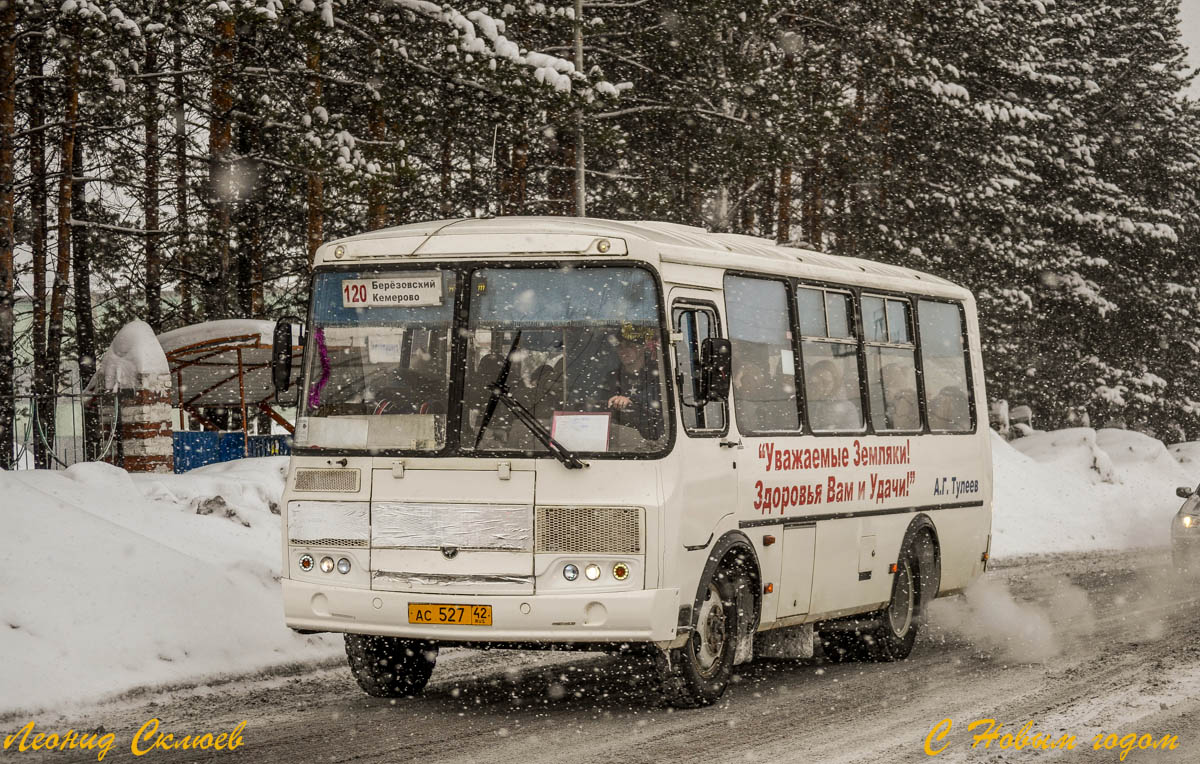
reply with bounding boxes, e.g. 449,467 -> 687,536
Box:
273,217 -> 992,707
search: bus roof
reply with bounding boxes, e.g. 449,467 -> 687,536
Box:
314,216 -> 969,299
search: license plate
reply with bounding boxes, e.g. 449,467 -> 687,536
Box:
408,603 -> 492,626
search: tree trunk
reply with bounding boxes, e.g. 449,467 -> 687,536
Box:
0,0 -> 17,467
439,119 -> 453,217
548,126 -> 574,216
206,11 -> 235,318
144,38 -> 162,331
758,170 -> 775,240
28,38 -> 51,467
366,93 -> 387,229
174,17 -> 192,324
72,131 -> 99,461
44,20 -> 83,465
801,152 -> 823,247
501,134 -> 528,215
776,162 -> 792,244
739,173 -> 755,233
305,36 -> 323,264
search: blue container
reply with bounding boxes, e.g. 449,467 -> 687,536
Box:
173,431 -> 219,472
248,434 -> 292,458
216,432 -> 246,463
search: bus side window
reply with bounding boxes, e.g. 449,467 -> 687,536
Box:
672,305 -> 726,433
797,286 -> 865,433
862,295 -> 920,432
918,300 -> 973,432
724,276 -> 800,435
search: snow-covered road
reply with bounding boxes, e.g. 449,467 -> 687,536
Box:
9,547 -> 1199,763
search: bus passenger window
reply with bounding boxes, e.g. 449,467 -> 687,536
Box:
862,295 -> 920,432
724,276 -> 800,434
672,306 -> 726,433
918,300 -> 973,432
797,287 -> 865,433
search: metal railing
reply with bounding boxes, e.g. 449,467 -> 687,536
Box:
12,392 -> 122,470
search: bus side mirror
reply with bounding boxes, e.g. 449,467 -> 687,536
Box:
699,337 -> 732,403
272,318 -> 300,397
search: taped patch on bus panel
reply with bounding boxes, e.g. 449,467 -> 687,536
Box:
371,502 -> 533,550
287,501 -> 369,543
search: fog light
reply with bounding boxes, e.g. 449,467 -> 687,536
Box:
612,562 -> 630,581
319,556 -> 335,573
336,558 -> 351,574
584,563 -> 602,581
298,554 -> 314,572
563,564 -> 579,581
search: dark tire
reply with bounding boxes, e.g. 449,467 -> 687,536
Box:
657,570 -> 740,708
865,547 -> 920,661
818,531 -> 934,663
344,634 -> 437,698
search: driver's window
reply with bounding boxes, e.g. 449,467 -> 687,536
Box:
673,305 -> 727,434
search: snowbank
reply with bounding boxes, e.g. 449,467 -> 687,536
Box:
88,320 -> 170,392
0,458 -> 339,716
991,428 -> 1196,557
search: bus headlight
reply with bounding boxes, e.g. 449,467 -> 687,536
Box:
584,564 -> 602,581
1185,515 -> 1195,528
336,558 -> 352,574
320,556 -> 335,573
612,562 -> 630,581
298,554 -> 315,572
563,564 -> 579,581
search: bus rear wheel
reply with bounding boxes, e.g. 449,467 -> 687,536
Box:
867,551 -> 919,661
344,634 -> 437,698
818,540 -> 926,663
657,570 -> 740,708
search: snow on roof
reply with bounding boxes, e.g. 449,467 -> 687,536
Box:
315,216 -> 962,292
89,320 -> 170,393
157,318 -> 280,354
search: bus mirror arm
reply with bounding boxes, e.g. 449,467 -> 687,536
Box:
272,317 -> 302,399
698,337 -> 732,404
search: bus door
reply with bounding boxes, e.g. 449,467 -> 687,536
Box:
669,292 -> 737,549
723,273 -> 817,623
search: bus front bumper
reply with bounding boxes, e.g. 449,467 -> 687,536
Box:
283,579 -> 681,644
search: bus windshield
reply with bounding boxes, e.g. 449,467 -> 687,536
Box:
295,264 -> 669,455
296,269 -> 457,451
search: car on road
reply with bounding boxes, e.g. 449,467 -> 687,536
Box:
1172,484 -> 1200,571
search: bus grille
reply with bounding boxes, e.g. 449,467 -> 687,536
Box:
294,468 -> 360,492
289,537 -> 368,548
535,506 -> 642,554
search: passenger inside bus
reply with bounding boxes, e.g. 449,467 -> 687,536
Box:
880,363 -> 920,430
928,385 -> 970,430
806,359 -> 861,431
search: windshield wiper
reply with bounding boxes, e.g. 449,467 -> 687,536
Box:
474,331 -> 586,469
474,330 -> 521,448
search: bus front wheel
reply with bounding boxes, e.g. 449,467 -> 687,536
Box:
344,634 -> 437,698
657,569 -> 741,708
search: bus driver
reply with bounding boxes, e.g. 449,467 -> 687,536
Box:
604,325 -> 664,441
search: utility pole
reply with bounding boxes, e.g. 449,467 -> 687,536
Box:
574,0 -> 585,216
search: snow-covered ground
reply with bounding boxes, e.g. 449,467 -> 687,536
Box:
0,457 -> 340,716
1,427 -> 1196,716
990,428 -> 1194,557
